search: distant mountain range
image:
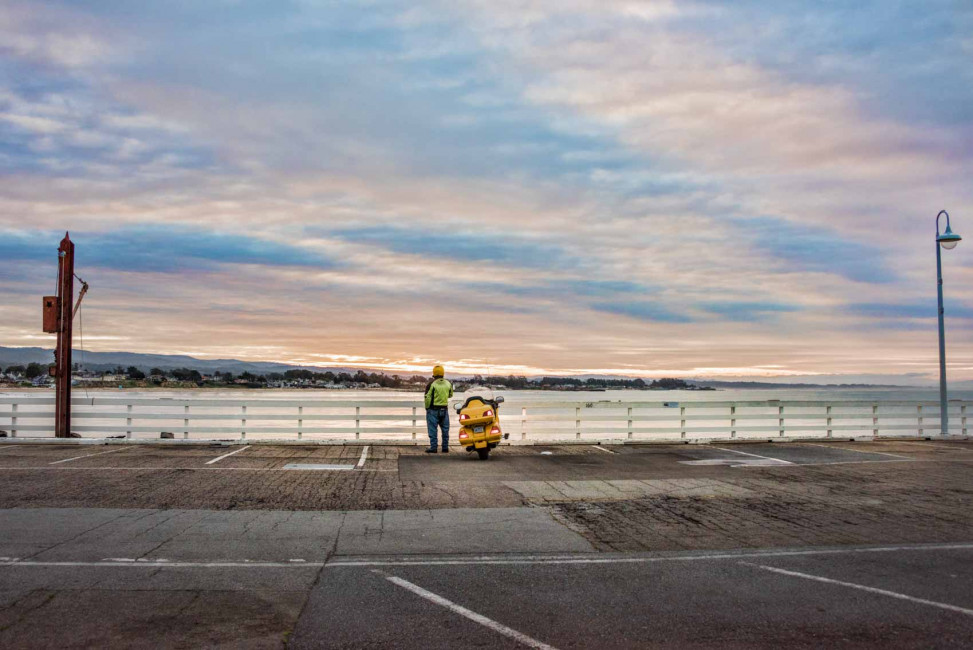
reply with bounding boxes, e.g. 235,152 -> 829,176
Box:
0,346 -> 362,376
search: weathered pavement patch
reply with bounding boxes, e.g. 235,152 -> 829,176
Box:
552,461 -> 973,552
504,478 -> 755,501
0,507 -> 593,563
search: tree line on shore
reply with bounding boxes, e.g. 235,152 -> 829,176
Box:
1,364 -> 702,391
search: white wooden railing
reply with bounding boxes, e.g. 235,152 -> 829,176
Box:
0,396 -> 969,443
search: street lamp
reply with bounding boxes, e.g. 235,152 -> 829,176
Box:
935,210 -> 961,435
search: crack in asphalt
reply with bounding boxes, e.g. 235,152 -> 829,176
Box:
285,512 -> 347,649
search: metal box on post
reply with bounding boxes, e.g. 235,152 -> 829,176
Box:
43,296 -> 60,333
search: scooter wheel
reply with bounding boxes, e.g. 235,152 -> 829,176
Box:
476,448 -> 490,461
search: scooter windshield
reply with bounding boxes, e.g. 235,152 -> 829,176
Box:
452,385 -> 494,412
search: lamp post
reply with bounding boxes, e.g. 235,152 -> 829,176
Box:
935,210 -> 961,435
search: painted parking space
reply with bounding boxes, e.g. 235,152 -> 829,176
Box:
401,441 -> 929,482
0,440 -> 960,476
294,545 -> 973,649
1,538 -> 971,648
0,444 -> 128,468
213,445 -> 373,470
0,444 -> 387,471
716,442 -> 911,465
617,441 -> 919,467
398,446 -> 734,482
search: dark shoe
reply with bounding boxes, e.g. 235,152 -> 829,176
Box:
425,448 -> 438,453
441,447 -> 449,453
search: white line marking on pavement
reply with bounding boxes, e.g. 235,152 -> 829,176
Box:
743,563 -> 973,617
713,447 -> 793,464
0,466 -> 397,472
0,559 -> 324,568
357,445 -> 370,468
681,459 -> 784,467
49,448 -> 124,465
752,459 -> 916,468
2,543 -> 972,571
590,445 -> 616,454
330,542 -> 973,567
205,445 -> 251,465
375,570 -> 559,650
802,443 -> 912,459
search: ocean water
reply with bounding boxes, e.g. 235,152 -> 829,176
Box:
6,386 -> 968,403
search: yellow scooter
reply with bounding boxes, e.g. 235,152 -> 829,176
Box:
454,392 -> 507,460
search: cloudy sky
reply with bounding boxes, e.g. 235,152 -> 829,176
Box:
2,1 -> 972,383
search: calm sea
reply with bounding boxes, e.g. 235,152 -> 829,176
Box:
5,386 -> 973,403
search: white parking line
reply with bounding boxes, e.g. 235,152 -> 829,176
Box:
0,466 -> 397,472
802,443 -> 912,459
590,445 -> 616,454
357,445 -> 370,468
743,563 -> 973,617
49,448 -> 124,465
1,542 -> 972,570
331,542 -> 973,567
0,559 -> 322,568
375,570 -> 559,650
713,447 -> 793,464
205,445 -> 251,465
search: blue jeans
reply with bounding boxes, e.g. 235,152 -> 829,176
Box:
426,407 -> 450,449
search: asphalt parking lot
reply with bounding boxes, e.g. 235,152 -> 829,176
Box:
1,534 -> 971,648
0,439 -> 971,647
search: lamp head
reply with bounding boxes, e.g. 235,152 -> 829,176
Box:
937,225 -> 962,250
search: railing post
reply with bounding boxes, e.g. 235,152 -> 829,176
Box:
917,405 -> 923,437
680,406 -> 686,440
412,406 -> 417,441
298,406 -> 303,440
184,404 -> 190,439
826,405 -> 832,438
355,406 -> 360,440
241,405 -> 247,440
521,407 -> 527,441
627,406 -> 633,440
872,404 -> 878,438
730,405 -> 736,439
10,402 -> 16,437
126,404 -> 132,439
778,405 -> 785,438
575,406 -> 581,440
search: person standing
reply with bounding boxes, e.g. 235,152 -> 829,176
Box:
424,365 -> 453,453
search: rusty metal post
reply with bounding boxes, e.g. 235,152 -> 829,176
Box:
55,233 -> 74,438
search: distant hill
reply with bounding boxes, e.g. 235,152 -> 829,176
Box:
0,346 -> 362,376
692,380 -> 905,389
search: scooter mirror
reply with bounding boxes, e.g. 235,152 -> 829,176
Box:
496,396 -> 504,403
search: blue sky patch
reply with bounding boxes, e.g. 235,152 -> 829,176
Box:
0,227 -> 335,274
